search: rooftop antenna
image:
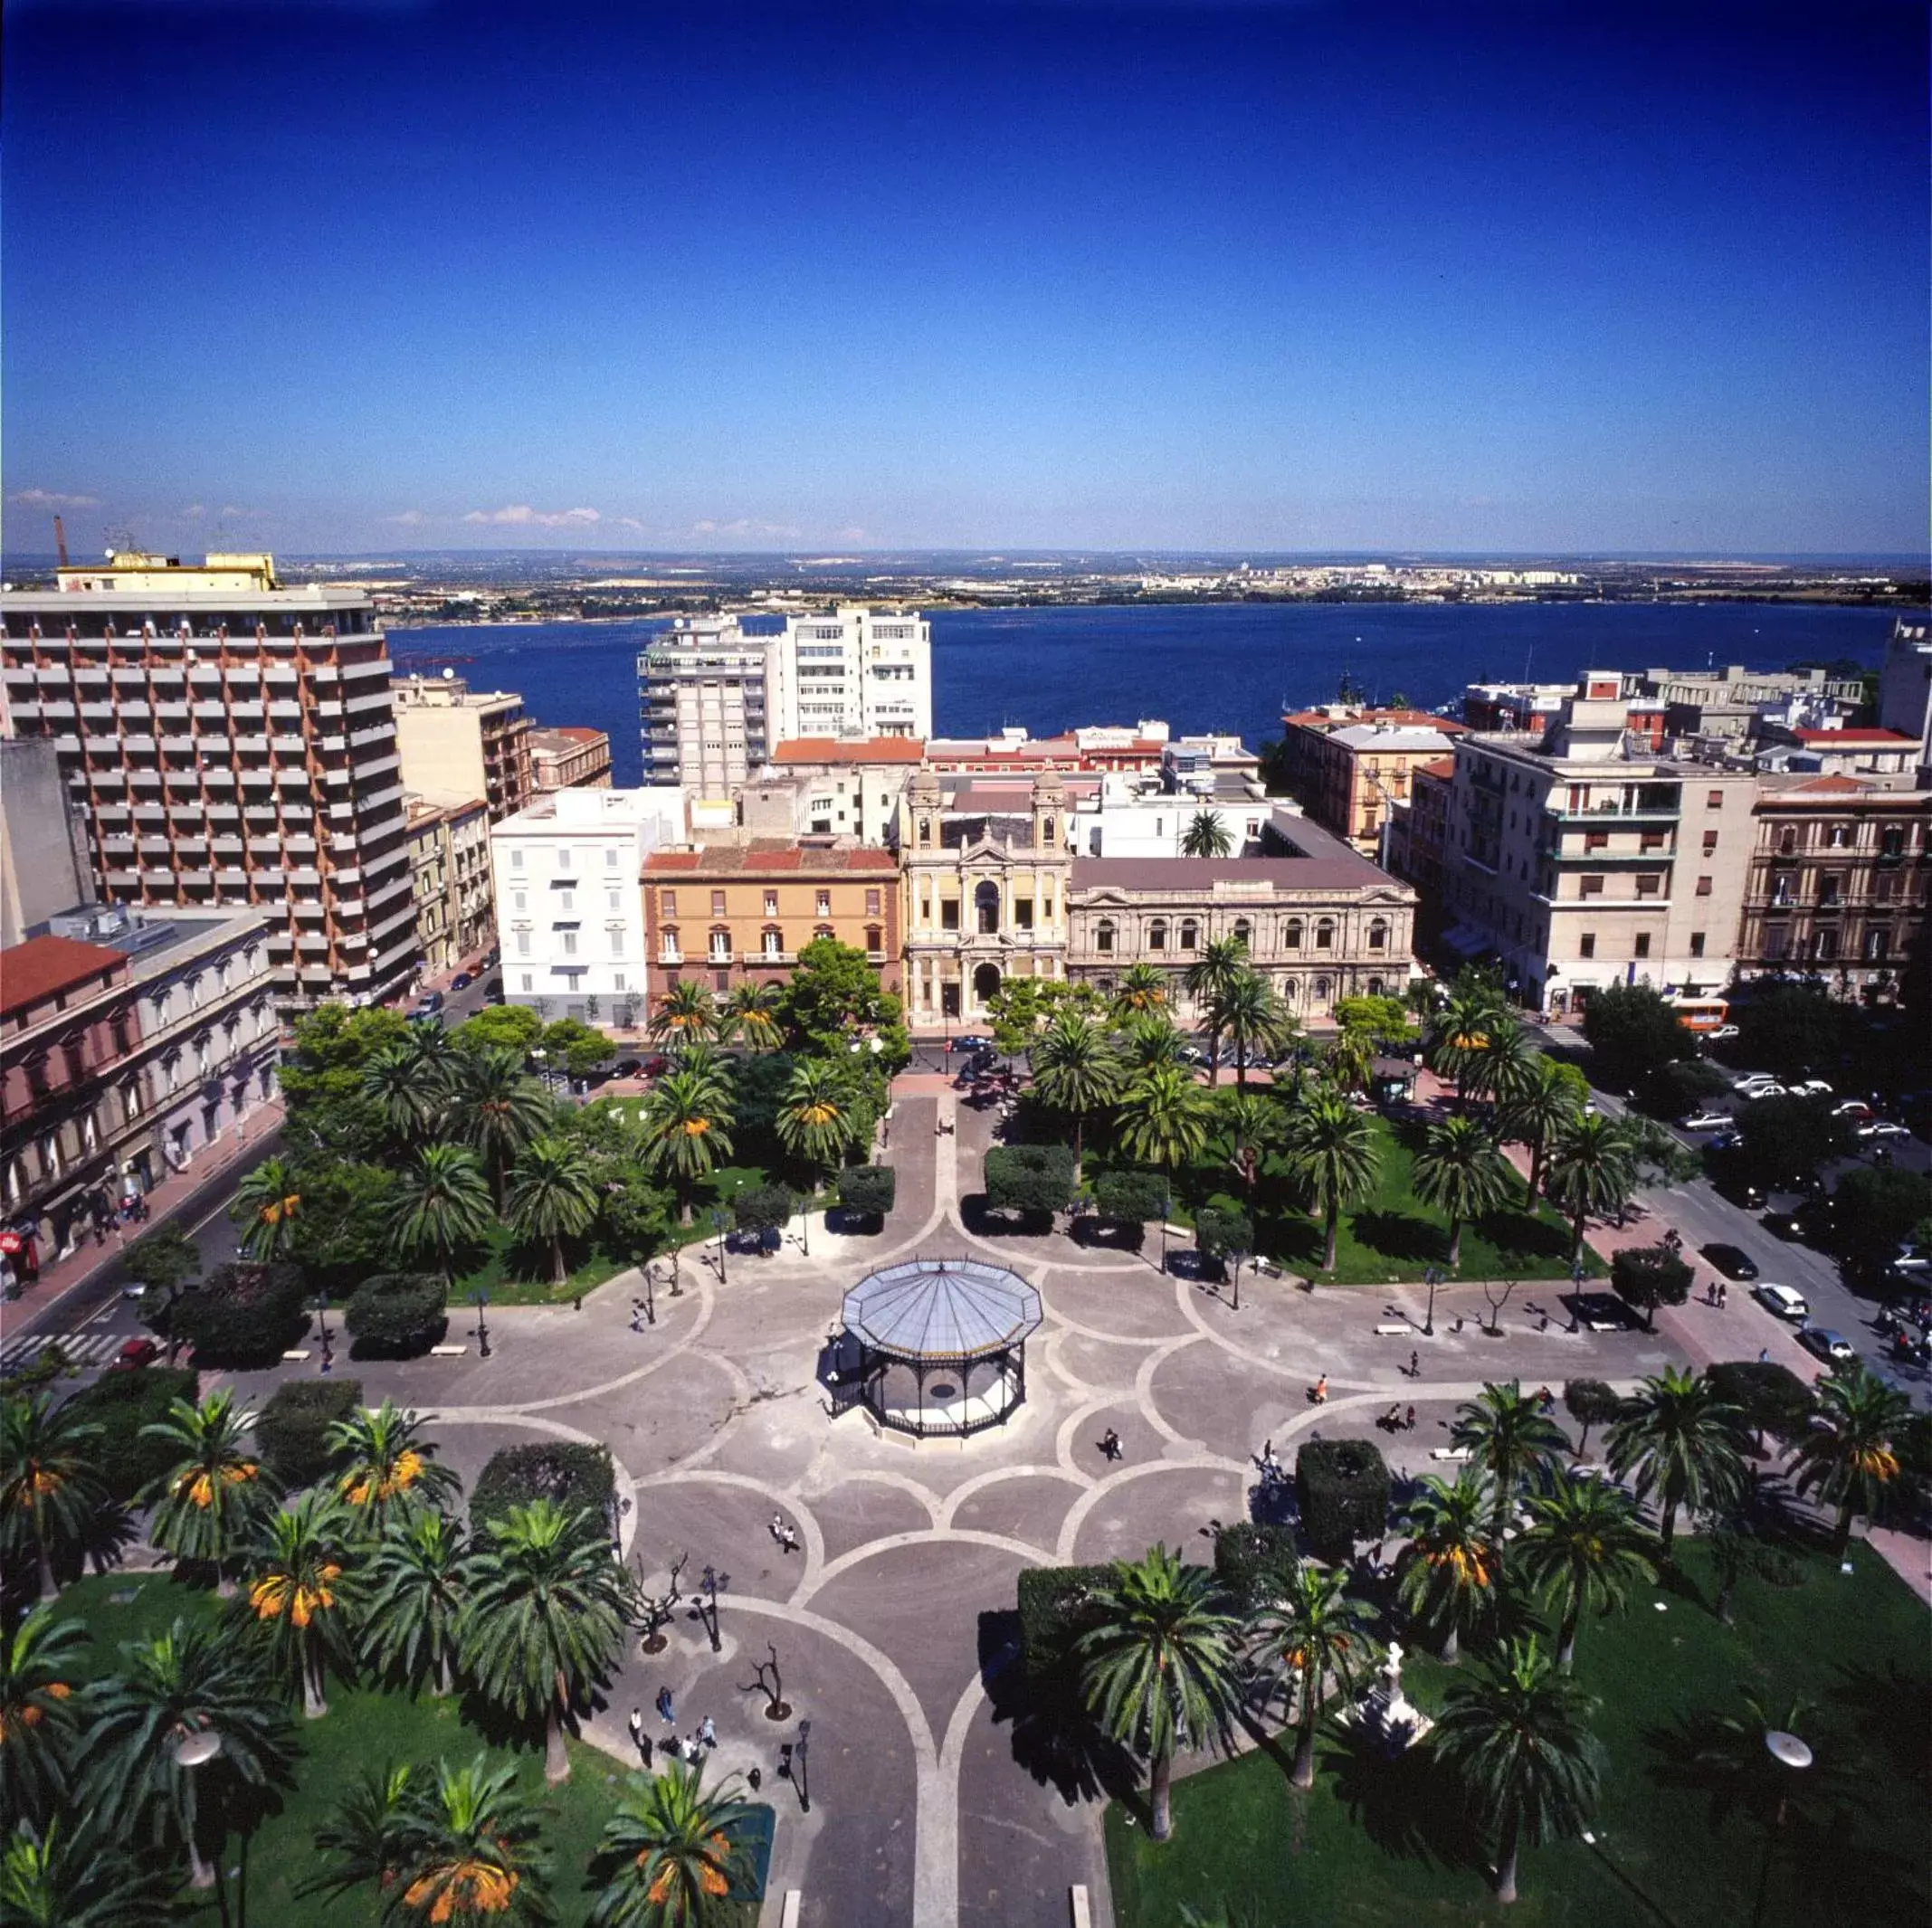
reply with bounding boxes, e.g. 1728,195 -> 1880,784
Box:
53,516 -> 70,567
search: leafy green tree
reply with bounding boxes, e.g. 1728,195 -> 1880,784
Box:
1209,970 -> 1289,1090
1184,936 -> 1249,1084
597,1163 -> 677,1264
1282,1088 -> 1381,1272
650,980 -> 720,1049
983,1144 -> 1078,1216
329,1400 -> 461,1537
508,1137 -> 601,1284
243,1490 -> 363,1718
1704,1360 -> 1814,1454
1395,1470 -> 1497,1663
461,1499 -> 634,1784
1499,1056 -> 1585,1204
1253,1561 -> 1378,1789
1606,1368 -> 1747,1550
277,1003 -> 415,1161
1581,981 -> 1689,1089
1029,1012 -> 1123,1179
1075,1544 -> 1244,1842
1324,1023 -> 1377,1096
720,980 -> 784,1051
1735,980 -> 1856,1078
122,1225 -> 201,1365
1,1391 -> 106,1599
587,1758 -> 760,1928
1733,1095 -> 1853,1191
1561,1380 -> 1623,1459
1412,1116 -> 1514,1268
1332,994 -> 1416,1045
1112,962 -> 1171,1018
364,1510 -> 470,1696
542,1017 -> 615,1079
232,1155 -> 304,1262
1090,1169 -> 1169,1235
639,1070 -> 738,1224
728,1181 -> 796,1248
0,1607 -> 90,1828
388,1143 -> 496,1283
1181,809 -> 1234,858
282,1159 -> 398,1299
1609,1244 -> 1694,1332
1542,1113 -> 1637,1256
1827,1166 -> 1932,1274
776,936 -> 903,1056
139,1390 -> 281,1588
776,1059 -> 862,1203
0,1818 -> 170,1928
1430,1637 -> 1599,1905
1118,1062 -> 1212,1180
452,1003 -> 544,1056
1451,1382 -> 1568,1534
1789,1364 -> 1912,1555
452,1047 -> 555,1208
1194,1203 -> 1253,1272
1462,1016 -> 1541,1109
1512,1472 -> 1658,1673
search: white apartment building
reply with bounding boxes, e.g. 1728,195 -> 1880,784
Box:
1068,774 -> 1270,859
1441,674 -> 1757,1014
638,616 -> 790,796
490,787 -> 684,1027
1880,616 -> 1932,779
784,606 -> 932,740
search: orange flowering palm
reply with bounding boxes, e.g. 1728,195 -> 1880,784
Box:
0,1606 -> 88,1828
328,1400 -> 460,1538
587,1758 -> 757,1928
242,1491 -> 360,1719
1397,1469 -> 1499,1664
141,1391 -> 281,1590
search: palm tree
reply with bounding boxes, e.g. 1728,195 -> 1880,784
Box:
1117,1063 -> 1212,1182
776,1059 -> 861,1209
1512,1472 -> 1658,1673
508,1136 -> 601,1285
650,979 -> 719,1048
1788,1364 -> 1910,1555
232,1154 -> 303,1261
1029,1011 -> 1123,1181
1253,1561 -> 1379,1789
1180,809 -> 1234,859
0,1391 -> 106,1599
452,1047 -> 554,1209
1324,1024 -> 1377,1096
245,1490 -> 361,1718
1113,963 -> 1169,1017
301,1760 -> 415,1907
388,1142 -> 496,1284
1281,1089 -> 1381,1272
1542,1113 -> 1637,1257
0,1818 -> 170,1928
1430,1636 -> 1599,1905
1395,1470 -> 1498,1664
1,1606 -> 89,1828
1213,1090 -> 1282,1201
1184,936 -> 1249,1085
393,1755 -> 554,1926
587,1757 -> 760,1927
1427,983 -> 1508,1105
1411,1116 -> 1515,1268
1451,1382 -> 1568,1534
1210,970 -> 1288,1090
1118,1011 -> 1187,1070
639,1069 -> 737,1225
1463,1016 -> 1540,1111
139,1390 -> 281,1591
329,1399 -> 462,1537
362,1041 -> 449,1146
1075,1544 -> 1244,1842
461,1499 -> 634,1783
85,1617 -> 295,1891
365,1509 -> 470,1696
1498,1056 -> 1584,1205
720,981 -> 784,1052
1606,1368 -> 1747,1551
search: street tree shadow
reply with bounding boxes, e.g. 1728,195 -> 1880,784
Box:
1323,1722 -> 1476,1870
976,1609 -> 1140,1809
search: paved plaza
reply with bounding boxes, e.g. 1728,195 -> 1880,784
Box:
208,1087 -> 1784,1926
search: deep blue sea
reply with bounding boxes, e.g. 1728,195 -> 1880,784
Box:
389,602 -> 1908,789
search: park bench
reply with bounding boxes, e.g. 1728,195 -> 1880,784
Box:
429,1344 -> 469,1357
1374,1322 -> 1411,1336
281,1349 -> 311,1362
1429,1446 -> 1472,1462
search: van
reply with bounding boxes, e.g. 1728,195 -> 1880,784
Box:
1753,1284 -> 1810,1322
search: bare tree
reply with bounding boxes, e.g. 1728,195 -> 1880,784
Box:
739,1641 -> 793,1722
635,1548 -> 688,1655
1480,1279 -> 1518,1335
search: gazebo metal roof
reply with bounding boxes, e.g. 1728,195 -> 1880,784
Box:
842,1258 -> 1042,1363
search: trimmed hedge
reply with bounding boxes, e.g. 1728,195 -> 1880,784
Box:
1295,1438 -> 1390,1559
471,1440 -> 615,1533
257,1378 -> 364,1489
344,1272 -> 447,1355
1016,1563 -> 1117,1681
1610,1245 -> 1694,1330
1708,1359 -> 1815,1444
1562,1378 -> 1623,1455
1213,1521 -> 1298,1611
984,1144 -> 1077,1216
730,1182 -> 796,1242
60,1366 -> 199,1503
1195,1204 -> 1254,1261
836,1165 -> 897,1217
1090,1169 -> 1169,1228
170,1261 -> 309,1367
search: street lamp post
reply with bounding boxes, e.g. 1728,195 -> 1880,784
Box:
172,1727 -> 224,1890
796,1717 -> 812,1814
1423,1265 -> 1442,1337
313,1293 -> 333,1372
711,1208 -> 729,1286
700,1562 -> 720,1653
474,1287 -> 491,1359
642,1262 -> 656,1326
1756,1729 -> 1812,1926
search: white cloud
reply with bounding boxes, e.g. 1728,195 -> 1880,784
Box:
9,488 -> 100,508
690,518 -> 802,540
181,503 -> 207,519
618,517 -> 646,532
218,505 -> 260,519
835,526 -> 868,543
385,509 -> 431,527
462,504 -> 602,528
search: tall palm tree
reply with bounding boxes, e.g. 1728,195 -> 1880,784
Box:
362,1040 -> 449,1146
139,1390 -> 281,1591
1113,963 -> 1170,1017
1460,1015 -> 1538,1110
452,1047 -> 554,1209
460,1499 -> 634,1784
1606,1367 -> 1747,1550
1430,1636 -> 1599,1905
587,1757 -> 760,1928
1451,1382 -> 1568,1534
388,1142 -> 496,1284
1324,1024 -> 1377,1096
1542,1113 -> 1637,1257
1181,809 -> 1235,858
649,979 -> 719,1048
1411,1116 -> 1515,1268
301,1760 -> 415,1907
508,1136 -> 601,1285
1118,1011 -> 1186,1070
1117,1062 -> 1212,1182
1512,1472 -> 1658,1673
0,1606 -> 89,1828
365,1509 -> 470,1696
0,1391 -> 106,1600
720,981 -> 784,1052
1213,1090 -> 1283,1201
1184,936 -> 1250,1085
1498,1056 -> 1584,1205
245,1490 -> 362,1718
1210,970 -> 1288,1090
1281,1088 -> 1381,1273
1029,1011 -> 1123,1181
329,1399 -> 462,1538
1075,1543 -> 1244,1842
394,1755 -> 555,1926
1427,983 -> 1508,1106
84,1617 -> 295,1891
776,1059 -> 861,1206
1253,1561 -> 1379,1789
232,1155 -> 303,1261
0,1818 -> 170,1928
639,1069 -> 737,1225
1788,1364 -> 1910,1555
1395,1470 -> 1498,1664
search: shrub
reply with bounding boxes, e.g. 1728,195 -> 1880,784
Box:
1212,1521 -> 1298,1611
256,1378 -> 364,1489
1195,1203 -> 1254,1262
729,1182 -> 796,1244
1562,1379 -> 1623,1457
1610,1245 -> 1694,1331
1707,1360 -> 1815,1446
344,1272 -> 448,1355
1016,1563 -> 1118,1681
169,1262 -> 309,1367
1090,1169 -> 1169,1228
471,1440 -> 615,1533
60,1366 -> 199,1503
836,1165 -> 897,1217
984,1144 -> 1077,1217
1295,1438 -> 1390,1560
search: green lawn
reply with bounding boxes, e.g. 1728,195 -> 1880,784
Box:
452,1225 -> 633,1307
1106,1542 -> 1930,1927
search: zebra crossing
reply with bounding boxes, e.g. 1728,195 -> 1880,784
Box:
0,1327 -> 128,1372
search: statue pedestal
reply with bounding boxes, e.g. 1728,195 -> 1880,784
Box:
1347,1641 -> 1433,1754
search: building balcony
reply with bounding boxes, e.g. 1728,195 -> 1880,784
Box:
1547,801 -> 1680,822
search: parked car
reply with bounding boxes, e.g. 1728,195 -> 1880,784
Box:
613,1058 -> 642,1078
1176,1046 -> 1209,1067
1709,1130 -> 1744,1152
451,971 -> 474,991
1799,1325 -> 1856,1363
1700,1242 -> 1761,1282
1831,1099 -> 1874,1120
1732,1071 -> 1781,1091
1741,1082 -> 1790,1101
1793,1078 -> 1833,1097
1679,1111 -> 1733,1133
640,1055 -> 671,1078
950,1034 -> 991,1053
1708,1023 -> 1741,1040
110,1337 -> 159,1370
1858,1120 -> 1912,1141
483,977 -> 502,998
1753,1283 -> 1811,1322
413,990 -> 445,1016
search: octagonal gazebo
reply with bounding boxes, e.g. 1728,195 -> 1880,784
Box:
840,1258 -> 1042,1439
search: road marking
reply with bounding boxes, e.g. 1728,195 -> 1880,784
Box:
0,1331 -> 124,1370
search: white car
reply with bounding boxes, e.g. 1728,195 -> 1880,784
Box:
1832,1099 -> 1874,1119
1753,1283 -> 1811,1322
1857,1120 -> 1911,1141
1678,1111 -> 1733,1133
1732,1072 -> 1781,1093
1708,1024 -> 1741,1040
1793,1079 -> 1833,1097
1742,1083 -> 1790,1101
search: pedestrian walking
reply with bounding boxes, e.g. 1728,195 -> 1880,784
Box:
1408,1350 -> 1419,1378
656,1686 -> 675,1724
1404,1405 -> 1416,1431
628,1707 -> 645,1754
770,1512 -> 786,1546
1311,1374 -> 1328,1405
781,1523 -> 800,1553
1099,1427 -> 1122,1461
1758,1346 -> 1770,1363
700,1716 -> 718,1749
748,1766 -> 763,1792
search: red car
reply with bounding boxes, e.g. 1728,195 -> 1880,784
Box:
110,1336 -> 159,1370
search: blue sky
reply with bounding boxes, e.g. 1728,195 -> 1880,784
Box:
4,2 -> 1926,556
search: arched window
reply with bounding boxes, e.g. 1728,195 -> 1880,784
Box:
661,926 -> 680,960
1367,976 -> 1385,998
1280,976 -> 1299,1004
1147,918 -> 1168,952
709,926 -> 732,962
1316,918 -> 1335,950
864,925 -> 883,954
1367,919 -> 1388,952
1096,919 -> 1115,954
1284,918 -> 1304,950
1233,919 -> 1252,947
1041,816 -> 1056,846
918,816 -> 932,847
1778,827 -> 1796,855
762,926 -> 784,956
1313,975 -> 1331,1002
814,924 -> 835,943
1179,918 -> 1198,950
975,879 -> 1001,934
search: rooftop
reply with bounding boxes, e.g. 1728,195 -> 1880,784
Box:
772,736 -> 928,765
842,1258 -> 1042,1362
644,841 -> 899,876
1073,836 -> 1400,897
1328,724 -> 1458,753
1788,729 -> 1918,746
1284,707 -> 1468,734
528,726 -> 609,747
1,934 -> 127,1019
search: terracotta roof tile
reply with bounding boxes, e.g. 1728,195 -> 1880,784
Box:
1,935 -> 127,1020
1791,729 -> 1916,746
772,736 -> 928,765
